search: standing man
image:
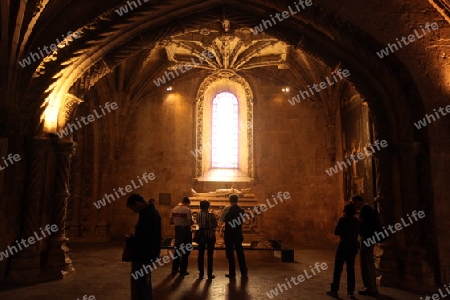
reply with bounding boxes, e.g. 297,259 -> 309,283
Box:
126,194 -> 161,300
219,194 -> 248,278
171,197 -> 194,276
352,195 -> 379,296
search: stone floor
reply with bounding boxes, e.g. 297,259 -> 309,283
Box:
0,242 -> 421,300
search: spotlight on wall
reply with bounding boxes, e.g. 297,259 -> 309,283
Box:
166,86 -> 173,91
281,87 -> 290,93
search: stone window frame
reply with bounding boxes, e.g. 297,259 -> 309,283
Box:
194,70 -> 254,181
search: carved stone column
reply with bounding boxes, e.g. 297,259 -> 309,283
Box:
6,137 -> 51,283
41,138 -> 76,279
372,145 -> 398,286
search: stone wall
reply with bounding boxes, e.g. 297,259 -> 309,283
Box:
99,76 -> 343,247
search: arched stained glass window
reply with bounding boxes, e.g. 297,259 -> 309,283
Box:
211,92 -> 239,168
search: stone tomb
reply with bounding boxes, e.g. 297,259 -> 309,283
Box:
161,188 -> 293,260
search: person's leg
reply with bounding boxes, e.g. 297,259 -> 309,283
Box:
207,238 -> 215,277
234,240 -> 247,276
330,244 -> 346,292
225,237 -> 236,276
198,241 -> 205,277
171,228 -> 181,272
131,262 -> 152,300
180,227 -> 192,274
359,242 -> 377,293
131,262 -> 140,300
359,241 -> 369,287
346,246 -> 357,294
365,244 -> 377,292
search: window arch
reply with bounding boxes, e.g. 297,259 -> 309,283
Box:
194,71 -> 254,182
211,92 -> 239,168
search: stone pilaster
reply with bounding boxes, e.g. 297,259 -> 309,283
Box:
6,137 -> 51,283
43,138 -> 77,278
371,141 -> 399,285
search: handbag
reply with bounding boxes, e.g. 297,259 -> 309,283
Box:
122,235 -> 136,262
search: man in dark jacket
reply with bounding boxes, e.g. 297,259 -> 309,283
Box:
127,194 -> 161,300
219,194 -> 248,278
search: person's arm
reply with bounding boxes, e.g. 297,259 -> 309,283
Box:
210,213 -> 218,228
187,208 -> 194,226
334,218 -> 343,236
170,208 -> 175,225
219,206 -> 230,223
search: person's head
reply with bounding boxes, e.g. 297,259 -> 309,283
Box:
343,203 -> 357,216
181,197 -> 191,206
200,200 -> 210,211
229,194 -> 238,204
351,195 -> 364,209
127,194 -> 147,213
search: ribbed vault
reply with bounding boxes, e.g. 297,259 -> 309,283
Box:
21,0 -> 424,148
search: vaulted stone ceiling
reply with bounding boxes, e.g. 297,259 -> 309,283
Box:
0,0 -> 448,137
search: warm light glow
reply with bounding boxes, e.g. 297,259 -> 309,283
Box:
211,92 -> 238,168
165,92 -> 181,103
42,93 -> 64,133
167,86 -> 173,91
282,87 -> 290,93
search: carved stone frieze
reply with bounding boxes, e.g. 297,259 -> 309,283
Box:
162,27 -> 289,72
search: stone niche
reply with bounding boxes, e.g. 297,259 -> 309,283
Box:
188,188 -> 272,248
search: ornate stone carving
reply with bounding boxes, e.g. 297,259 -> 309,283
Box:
41,138 -> 77,278
21,138 -> 52,239
58,94 -> 84,130
162,27 -> 289,72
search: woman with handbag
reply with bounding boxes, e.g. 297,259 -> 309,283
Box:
196,200 -> 217,279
